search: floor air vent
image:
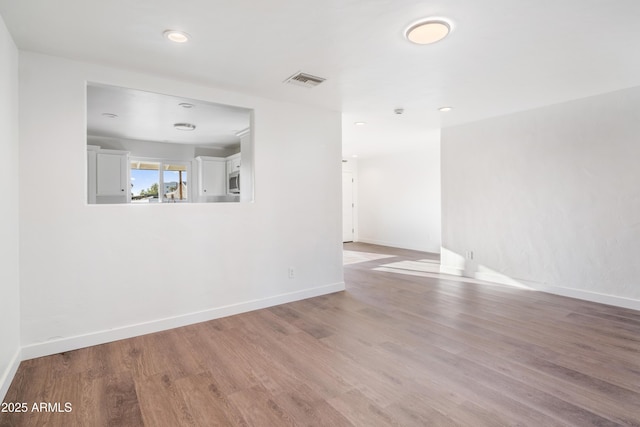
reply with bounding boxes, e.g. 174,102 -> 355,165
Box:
284,72 -> 326,88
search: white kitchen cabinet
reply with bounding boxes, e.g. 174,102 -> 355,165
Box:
95,149 -> 129,203
87,146 -> 98,204
197,156 -> 226,196
226,153 -> 241,174
226,153 -> 241,194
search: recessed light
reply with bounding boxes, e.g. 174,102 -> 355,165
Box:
352,155 -> 359,158
163,30 -> 191,43
405,18 -> 451,45
439,106 -> 453,112
102,113 -> 118,118
178,102 -> 195,109
174,123 -> 196,131
354,122 -> 366,126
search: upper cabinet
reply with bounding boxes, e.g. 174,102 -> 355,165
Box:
226,153 -> 241,175
97,151 -> 129,196
226,153 -> 241,195
196,156 -> 226,197
88,147 -> 130,204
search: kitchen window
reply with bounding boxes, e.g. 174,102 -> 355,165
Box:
130,159 -> 190,203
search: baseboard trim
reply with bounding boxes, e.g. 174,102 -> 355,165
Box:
440,264 -> 640,311
356,238 -> 440,254
534,284 -> 640,311
0,348 -> 22,402
21,282 -> 345,361
439,265 -> 464,277
472,270 -> 640,310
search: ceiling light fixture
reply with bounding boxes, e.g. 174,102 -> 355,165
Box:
174,123 -> 196,131
163,30 -> 191,43
405,18 -> 451,45
178,102 -> 195,108
439,106 -> 453,112
354,122 -> 366,126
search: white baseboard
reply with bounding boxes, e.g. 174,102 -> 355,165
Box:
472,269 -> 640,310
439,265 -> 464,277
473,270 -> 538,290
21,282 -> 345,360
534,284 -> 640,311
0,348 -> 21,402
440,264 -> 640,311
356,238 -> 440,254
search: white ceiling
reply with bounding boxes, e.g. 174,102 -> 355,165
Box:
87,84 -> 251,148
2,0 -> 640,157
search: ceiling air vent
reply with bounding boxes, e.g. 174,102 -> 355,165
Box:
284,72 -> 326,88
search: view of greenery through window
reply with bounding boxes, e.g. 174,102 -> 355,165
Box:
131,160 -> 188,203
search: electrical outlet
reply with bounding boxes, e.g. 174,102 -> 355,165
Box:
466,251 -> 474,260
288,267 -> 295,279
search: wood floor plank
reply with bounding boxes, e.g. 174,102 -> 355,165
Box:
135,373 -> 195,427
180,323 -> 261,395
327,388 -> 400,427
126,329 -> 204,381
96,371 -> 145,427
226,384 -> 296,427
265,383 -> 353,427
2,242 -> 640,426
463,347 -> 640,426
0,358 -> 55,427
173,371 -> 248,427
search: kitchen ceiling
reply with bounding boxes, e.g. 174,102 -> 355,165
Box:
1,0 -> 640,157
87,84 -> 251,148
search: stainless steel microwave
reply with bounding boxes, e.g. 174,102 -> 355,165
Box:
229,171 -> 240,193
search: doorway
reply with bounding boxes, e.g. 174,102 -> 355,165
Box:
342,171 -> 354,242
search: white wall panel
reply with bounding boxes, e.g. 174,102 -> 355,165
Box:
0,14 -> 21,400
357,143 -> 441,253
442,86 -> 640,307
18,52 -> 344,357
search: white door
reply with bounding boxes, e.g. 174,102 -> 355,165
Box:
342,171 -> 354,242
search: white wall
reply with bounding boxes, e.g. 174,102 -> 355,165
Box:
0,15 -> 21,400
19,52 -> 344,358
357,143 -> 441,253
441,86 -> 640,309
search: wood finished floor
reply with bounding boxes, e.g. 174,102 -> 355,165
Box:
2,242 -> 640,426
